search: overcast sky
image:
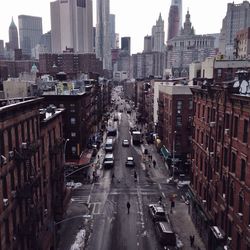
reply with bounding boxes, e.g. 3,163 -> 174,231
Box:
0,0 -> 243,54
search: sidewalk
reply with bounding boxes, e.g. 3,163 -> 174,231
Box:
144,140 -> 206,250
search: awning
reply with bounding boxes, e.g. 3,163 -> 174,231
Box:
161,145 -> 171,160
66,149 -> 93,167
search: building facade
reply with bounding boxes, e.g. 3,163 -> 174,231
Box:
109,14 -> 116,49
190,75 -> 250,250
157,82 -> 193,173
96,0 -> 111,70
236,27 -> 250,59
50,0 -> 93,54
0,98 -> 65,250
167,11 -> 216,77
168,5 -> 180,41
219,1 -> 250,59
121,37 -> 131,55
18,15 -> 43,57
39,52 -> 103,79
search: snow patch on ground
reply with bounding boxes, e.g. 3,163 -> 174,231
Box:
70,229 -> 86,250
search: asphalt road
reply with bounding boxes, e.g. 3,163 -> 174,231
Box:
58,86 -> 184,250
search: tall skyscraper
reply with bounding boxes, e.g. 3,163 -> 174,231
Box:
9,17 -> 19,50
50,0 -> 93,54
152,13 -> 165,52
110,14 -> 116,49
121,37 -> 131,55
18,15 -> 43,56
96,0 -> 111,70
167,0 -> 182,41
219,1 -> 250,58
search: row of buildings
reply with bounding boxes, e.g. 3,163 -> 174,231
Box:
123,56 -> 250,249
0,75 -> 112,250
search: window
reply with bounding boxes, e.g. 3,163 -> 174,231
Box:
225,113 -> 230,129
233,116 -> 238,138
211,108 -> 216,122
71,132 -> 76,137
231,152 -> 236,173
223,147 -> 228,166
236,232 -> 241,250
176,116 -> 182,127
70,117 -> 76,125
72,146 -> 77,154
216,156 -> 220,172
217,69 -> 222,78
239,192 -> 243,213
229,183 -> 234,207
176,101 -> 183,114
197,103 -> 200,118
240,159 -> 246,181
243,119 -> 248,143
228,220 -> 232,237
207,107 -> 210,123
200,156 -> 203,171
218,126 -> 222,142
188,100 -> 193,110
201,132 -> 204,144
215,185 -> 218,202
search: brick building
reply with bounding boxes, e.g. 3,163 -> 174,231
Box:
190,73 -> 250,250
157,82 -> 193,174
39,53 -> 103,79
0,97 -> 65,250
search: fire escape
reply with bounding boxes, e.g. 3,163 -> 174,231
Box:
14,141 -> 41,250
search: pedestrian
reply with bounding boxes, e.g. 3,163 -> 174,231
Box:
159,196 -> 162,205
189,235 -> 192,247
134,171 -> 137,181
191,235 -> 195,247
127,201 -> 131,214
153,160 -> 156,168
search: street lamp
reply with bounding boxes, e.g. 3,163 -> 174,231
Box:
172,131 -> 177,180
53,214 -> 92,249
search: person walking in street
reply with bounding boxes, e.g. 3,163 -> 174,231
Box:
134,171 -> 137,182
153,159 -> 156,168
189,235 -> 195,247
127,202 -> 131,214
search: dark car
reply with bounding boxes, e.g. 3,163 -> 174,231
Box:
148,204 -> 167,222
122,139 -> 129,147
125,157 -> 135,167
155,221 -> 176,247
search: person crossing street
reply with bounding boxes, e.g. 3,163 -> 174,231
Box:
127,202 -> 131,214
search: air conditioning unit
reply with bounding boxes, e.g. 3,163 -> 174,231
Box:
3,198 -> 9,207
44,209 -> 48,216
209,122 -> 216,127
202,200 -> 207,204
225,129 -> 230,135
202,117 -> 205,122
0,155 -> 7,165
21,142 -> 27,149
9,151 -> 14,160
222,193 -> 226,199
210,152 -> 214,157
11,190 -> 17,198
200,144 -> 204,147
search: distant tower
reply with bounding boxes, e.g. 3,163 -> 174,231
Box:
152,13 -> 165,52
121,37 -> 131,55
110,14 -> 116,49
50,0 -> 93,54
96,0 -> 111,70
18,15 -> 43,56
168,0 -> 182,41
144,35 -> 152,52
9,17 -> 19,50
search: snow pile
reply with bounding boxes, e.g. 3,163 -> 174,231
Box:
70,229 -> 86,250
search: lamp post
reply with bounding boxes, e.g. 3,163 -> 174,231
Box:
53,214 -> 92,249
172,131 -> 177,179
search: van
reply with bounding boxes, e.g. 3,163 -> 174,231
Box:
105,138 -> 113,152
103,153 -> 114,168
155,221 -> 176,247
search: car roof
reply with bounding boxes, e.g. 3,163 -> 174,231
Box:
127,157 -> 134,160
123,139 -> 129,141
105,153 -> 113,158
158,222 -> 173,233
149,204 -> 165,212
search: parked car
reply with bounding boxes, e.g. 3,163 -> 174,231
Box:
125,157 -> 135,167
155,221 -> 176,247
122,139 -> 129,147
103,153 -> 114,168
148,204 -> 167,222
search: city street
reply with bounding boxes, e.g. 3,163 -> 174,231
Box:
58,86 -> 205,250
